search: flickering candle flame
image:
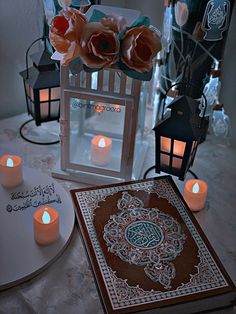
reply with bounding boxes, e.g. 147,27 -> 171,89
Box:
6,158 -> 14,167
192,182 -> 200,194
98,138 -> 106,148
42,210 -> 51,224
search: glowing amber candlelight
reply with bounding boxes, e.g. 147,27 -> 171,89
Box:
183,179 -> 208,211
160,137 -> 186,169
0,154 -> 23,188
33,206 -> 59,245
39,89 -> 49,101
91,135 -> 112,166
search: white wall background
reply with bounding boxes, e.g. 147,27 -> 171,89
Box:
0,0 -> 44,119
0,0 -> 235,147
102,0 -> 164,29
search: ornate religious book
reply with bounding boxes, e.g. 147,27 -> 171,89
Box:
71,176 -> 236,313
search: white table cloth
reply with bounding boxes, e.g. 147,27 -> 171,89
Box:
0,113 -> 235,314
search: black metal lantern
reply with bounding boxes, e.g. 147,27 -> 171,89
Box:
20,37 -> 60,127
153,93 -> 208,180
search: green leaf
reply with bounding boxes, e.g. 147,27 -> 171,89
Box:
89,9 -> 107,22
69,57 -> 83,75
131,16 -> 150,28
119,16 -> 150,40
119,61 -> 153,81
83,64 -> 100,73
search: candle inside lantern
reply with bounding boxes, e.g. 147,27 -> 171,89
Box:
33,206 -> 59,245
183,179 -> 208,211
91,135 -> 112,166
0,154 -> 23,188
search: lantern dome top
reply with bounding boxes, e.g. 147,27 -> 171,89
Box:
30,49 -> 57,72
153,95 -> 208,141
19,67 -> 60,89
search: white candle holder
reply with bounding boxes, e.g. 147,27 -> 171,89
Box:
52,64 -> 150,185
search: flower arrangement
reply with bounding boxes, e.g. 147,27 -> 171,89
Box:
49,6 -> 162,81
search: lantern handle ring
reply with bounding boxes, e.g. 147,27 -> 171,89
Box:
25,36 -> 49,80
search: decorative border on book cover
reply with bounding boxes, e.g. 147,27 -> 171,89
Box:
75,178 -> 229,310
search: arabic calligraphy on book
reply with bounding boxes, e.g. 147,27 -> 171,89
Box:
6,183 -> 62,213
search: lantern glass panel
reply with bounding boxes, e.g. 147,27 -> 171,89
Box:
125,76 -> 132,95
51,87 -> 60,100
114,72 -> 121,93
50,101 -> 60,118
40,89 -> 49,102
40,102 -> 49,119
172,157 -> 182,170
102,70 -> 109,92
173,140 -> 186,157
91,72 -> 98,90
69,97 -> 126,172
161,136 -> 171,153
29,100 -> 35,116
30,86 -> 34,101
25,83 -> 30,98
25,83 -> 34,101
160,153 -> 170,167
191,141 -> 197,155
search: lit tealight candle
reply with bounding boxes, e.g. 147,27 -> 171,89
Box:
91,135 -> 112,166
183,179 -> 208,211
33,206 -> 59,245
0,154 -> 23,188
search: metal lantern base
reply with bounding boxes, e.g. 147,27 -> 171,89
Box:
52,140 -> 149,185
19,119 -> 60,145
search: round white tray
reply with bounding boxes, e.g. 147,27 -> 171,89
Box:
0,167 -> 75,290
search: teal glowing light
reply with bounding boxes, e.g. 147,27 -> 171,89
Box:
6,158 -> 14,167
192,182 -> 200,194
42,210 -> 51,224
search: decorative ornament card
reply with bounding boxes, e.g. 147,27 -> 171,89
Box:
71,176 -> 236,313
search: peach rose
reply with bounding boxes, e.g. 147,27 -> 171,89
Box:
49,8 -> 87,63
101,14 -> 127,33
121,26 -> 161,73
79,22 -> 120,69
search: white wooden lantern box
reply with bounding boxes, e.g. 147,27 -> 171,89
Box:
51,63 -> 150,185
